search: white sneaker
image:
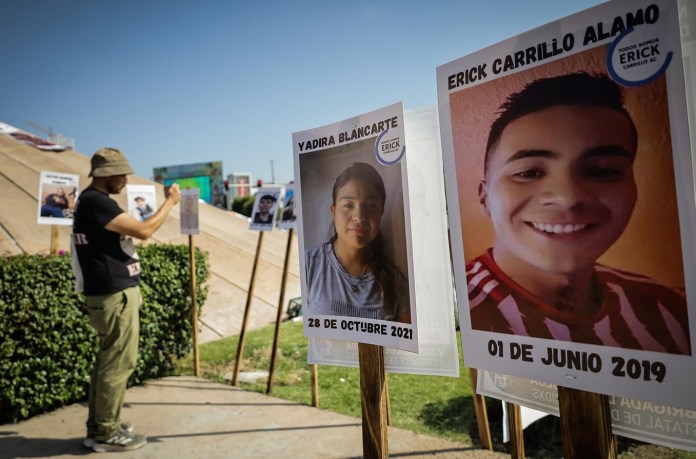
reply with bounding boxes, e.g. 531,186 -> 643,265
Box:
82,422 -> 135,449
91,430 -> 147,453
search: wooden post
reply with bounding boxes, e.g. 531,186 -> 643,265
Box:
231,231 -> 264,386
189,235 -> 200,377
558,386 -> 617,459
358,343 -> 388,459
468,368 -> 493,450
267,229 -> 294,394
50,225 -> 60,254
385,374 -> 391,426
310,364 -> 319,408
506,402 -> 525,459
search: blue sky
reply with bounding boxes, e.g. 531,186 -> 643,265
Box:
1,0 -> 604,184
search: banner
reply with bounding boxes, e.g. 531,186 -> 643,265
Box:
308,106 -> 459,375
293,102 -> 418,352
438,0 -> 696,408
479,370 -> 696,451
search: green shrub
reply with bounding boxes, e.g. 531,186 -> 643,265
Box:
0,244 -> 209,424
232,195 -> 255,217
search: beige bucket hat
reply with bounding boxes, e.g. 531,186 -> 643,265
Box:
89,147 -> 135,177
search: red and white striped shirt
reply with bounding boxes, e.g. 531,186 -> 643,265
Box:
467,250 -> 691,355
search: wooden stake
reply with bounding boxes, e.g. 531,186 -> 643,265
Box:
231,231 -> 264,386
506,402 -> 525,459
50,225 -> 60,254
189,235 -> 200,377
358,343 -> 388,459
558,386 -> 617,459
385,374 -> 391,426
469,368 -> 493,450
267,229 -> 294,394
310,364 -> 319,408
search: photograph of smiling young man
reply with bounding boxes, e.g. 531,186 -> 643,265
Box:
453,59 -> 691,355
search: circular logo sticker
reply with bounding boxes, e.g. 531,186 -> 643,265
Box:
607,21 -> 672,87
375,129 -> 405,166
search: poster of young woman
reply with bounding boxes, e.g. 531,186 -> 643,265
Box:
293,102 -> 418,352
37,171 -> 79,225
307,106 -> 458,374
437,0 -> 696,408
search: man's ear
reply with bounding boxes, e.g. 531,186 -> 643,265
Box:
478,180 -> 490,217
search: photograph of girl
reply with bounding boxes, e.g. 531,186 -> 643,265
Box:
300,138 -> 412,324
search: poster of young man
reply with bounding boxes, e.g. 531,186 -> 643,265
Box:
249,187 -> 281,231
37,171 -> 78,225
180,188 -> 200,235
307,106 -> 458,374
126,184 -> 157,222
278,184 -> 297,230
437,0 -> 696,409
293,102 -> 418,352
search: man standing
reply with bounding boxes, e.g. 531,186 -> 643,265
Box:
72,148 -> 181,452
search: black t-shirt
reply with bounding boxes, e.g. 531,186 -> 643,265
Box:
72,188 -> 141,295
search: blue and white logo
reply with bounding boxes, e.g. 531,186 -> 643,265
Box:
607,22 -> 672,87
375,129 -> 405,166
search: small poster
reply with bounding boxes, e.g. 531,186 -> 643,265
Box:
249,187 -> 281,231
437,0 -> 696,408
293,101 -> 418,352
37,171 -> 78,226
180,188 -> 200,235
126,185 -> 157,222
278,184 -> 297,230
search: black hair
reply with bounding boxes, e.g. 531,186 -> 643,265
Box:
260,194 -> 277,202
327,162 -> 400,318
484,72 -> 638,174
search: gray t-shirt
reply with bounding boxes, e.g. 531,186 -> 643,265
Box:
305,243 -> 409,321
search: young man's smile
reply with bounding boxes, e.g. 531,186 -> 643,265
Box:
480,104 -> 637,277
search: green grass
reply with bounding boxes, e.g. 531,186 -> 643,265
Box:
174,320 -> 696,459
175,320 -> 478,443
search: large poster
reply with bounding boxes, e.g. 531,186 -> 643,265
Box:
438,0 -> 696,408
308,106 -> 459,375
153,161 -> 225,208
293,102 -> 418,352
37,171 -> 78,226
